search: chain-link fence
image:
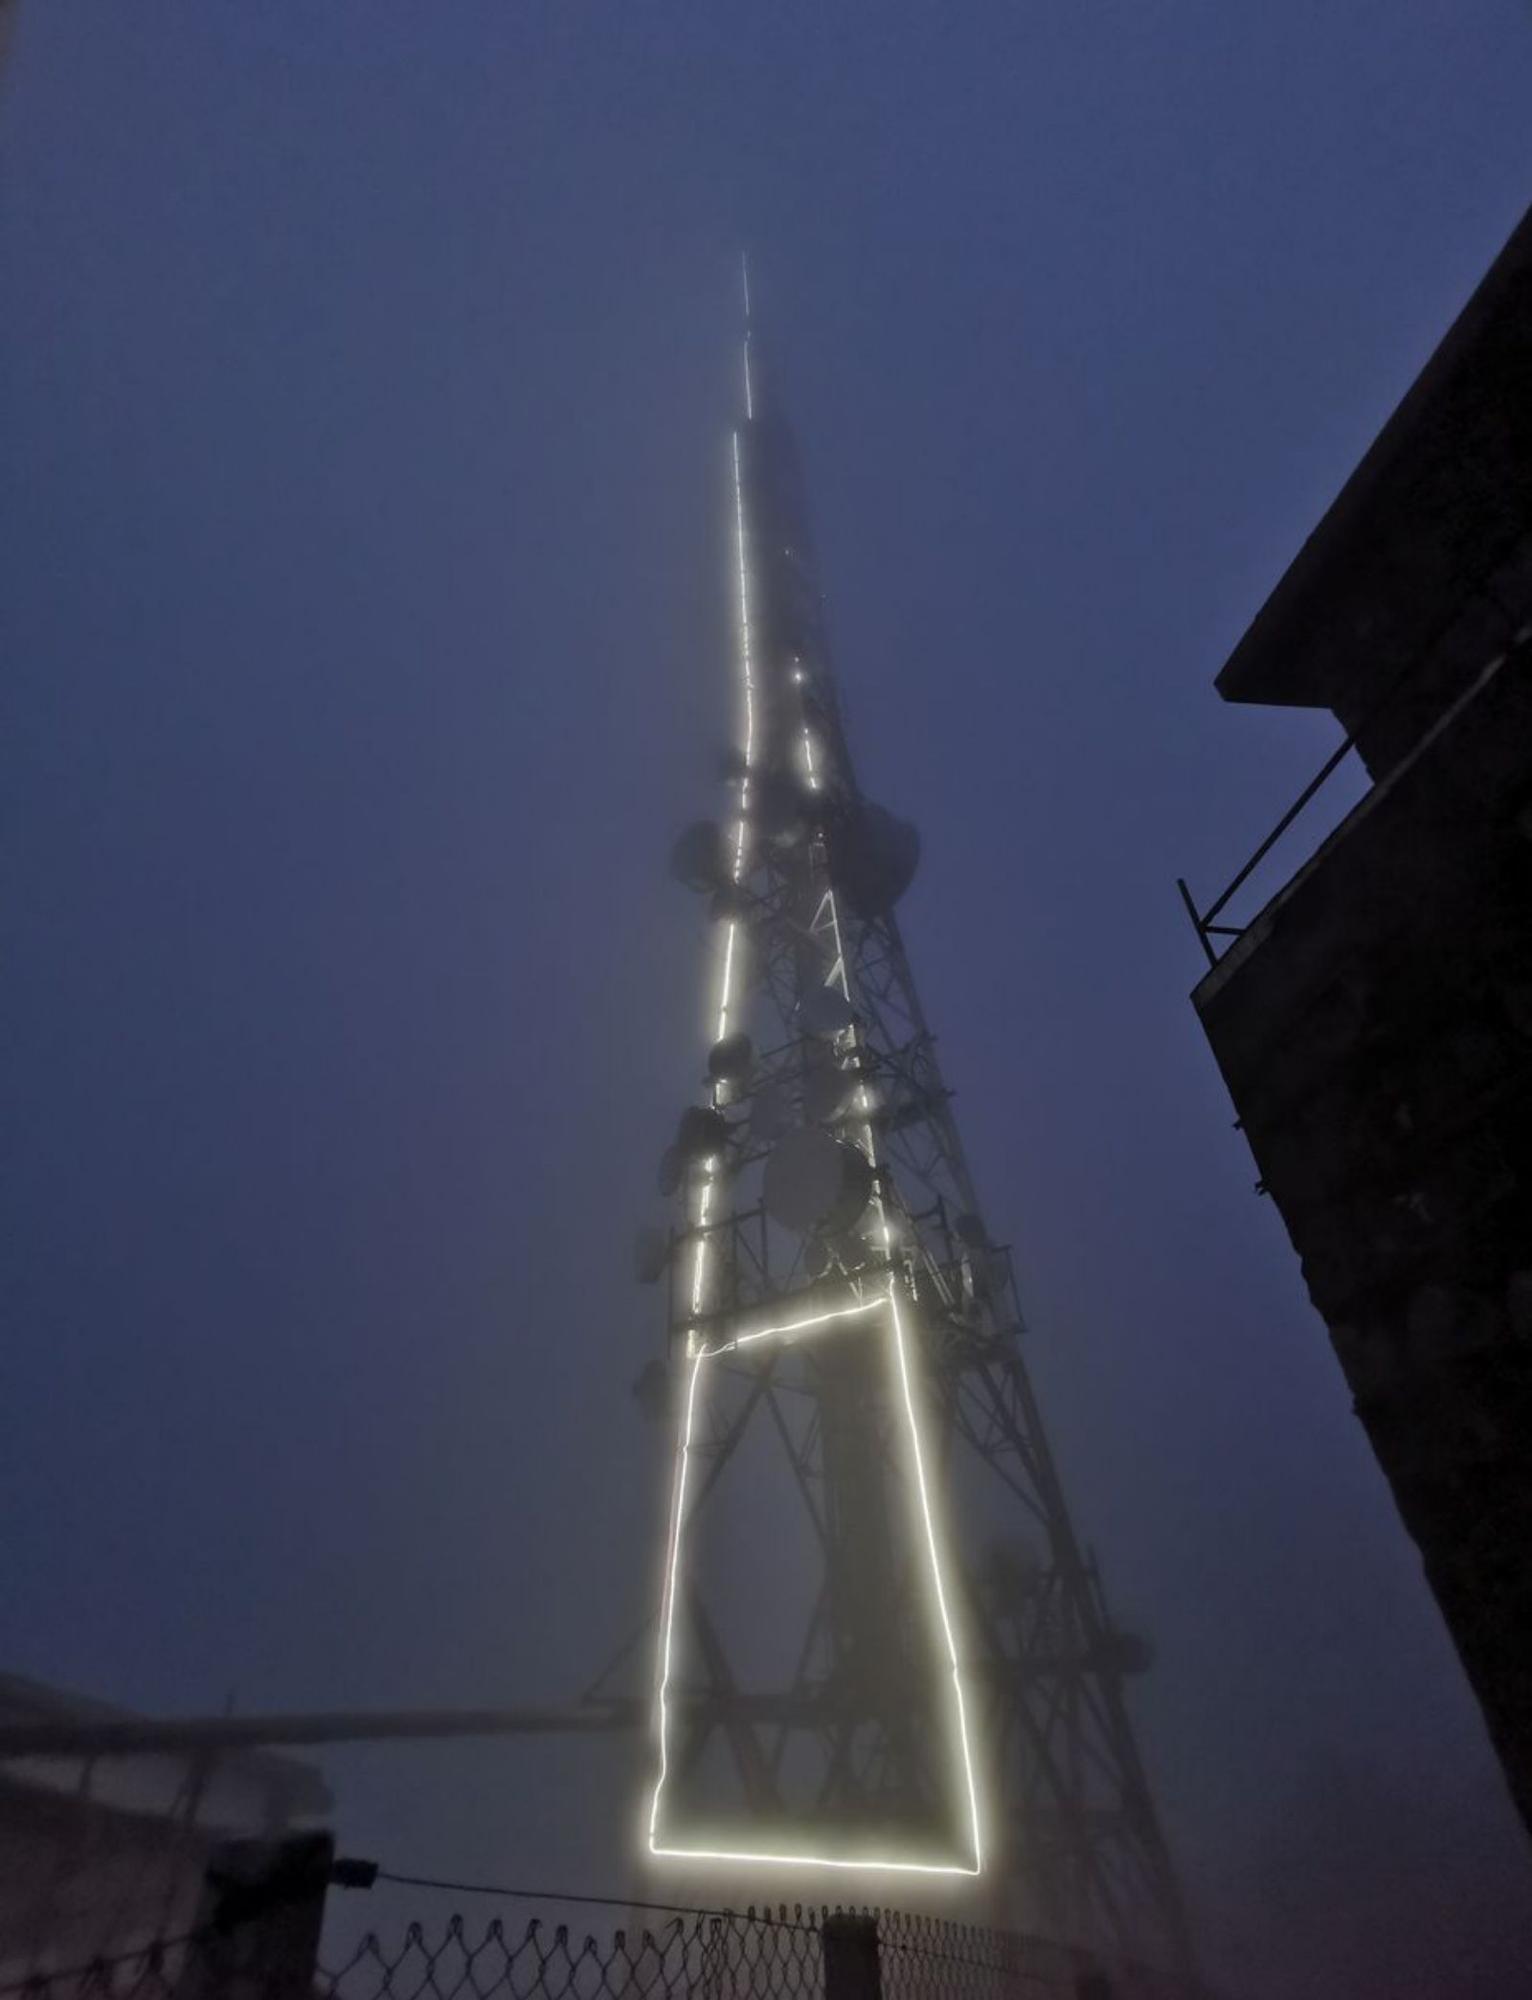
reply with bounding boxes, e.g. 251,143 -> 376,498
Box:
0,1829 -> 1216,2000
0,1900 -> 1209,2000
328,1907 -> 827,2000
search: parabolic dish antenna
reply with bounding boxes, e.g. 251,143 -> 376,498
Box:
669,820 -> 724,891
803,1064 -> 854,1124
748,1081 -> 793,1143
836,801 -> 920,918
763,1126 -> 874,1235
797,985 -> 856,1038
675,1105 -> 730,1160
707,1031 -> 754,1083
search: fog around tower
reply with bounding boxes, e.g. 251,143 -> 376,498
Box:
3,7 -> 1531,1995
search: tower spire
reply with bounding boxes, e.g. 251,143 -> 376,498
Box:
635,288 -> 1195,1976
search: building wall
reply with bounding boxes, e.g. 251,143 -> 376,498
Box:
1193,630 -> 1532,1834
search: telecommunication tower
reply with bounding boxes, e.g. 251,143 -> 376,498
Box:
617,270 -> 1192,1969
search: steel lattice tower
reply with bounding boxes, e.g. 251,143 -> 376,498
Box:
617,276 -> 1192,1970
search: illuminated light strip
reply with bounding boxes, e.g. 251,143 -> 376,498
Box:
814,839 -> 936,1849
731,432 -> 756,794
711,437 -> 760,1162
690,1170 -> 714,1320
647,1349 -> 705,1853
744,337 -> 754,421
715,921 -> 738,1045
804,863 -> 886,1251
729,432 -> 756,894
698,1294 -> 884,1358
653,388 -> 980,1875
691,433 -> 759,1340
650,1840 -> 977,1877
648,1292 -> 982,1875
715,425 -> 758,1066
809,876 -> 888,1241
885,1278 -> 984,1869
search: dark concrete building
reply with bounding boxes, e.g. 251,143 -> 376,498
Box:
1185,205 -> 1532,1833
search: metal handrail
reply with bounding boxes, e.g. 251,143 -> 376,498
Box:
1177,734 -> 1358,968
1178,583 -> 1527,969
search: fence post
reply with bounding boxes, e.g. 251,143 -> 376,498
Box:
175,1831 -> 334,2000
822,1912 -> 881,2000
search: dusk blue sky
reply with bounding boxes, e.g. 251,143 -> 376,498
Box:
3,7 -> 1531,1995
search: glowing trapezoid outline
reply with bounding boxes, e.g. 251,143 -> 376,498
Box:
647,1287 -> 983,1875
